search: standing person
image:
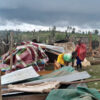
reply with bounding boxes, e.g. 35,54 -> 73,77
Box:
54,51 -> 77,70
75,40 -> 86,70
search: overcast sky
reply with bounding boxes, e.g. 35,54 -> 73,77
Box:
0,0 -> 100,31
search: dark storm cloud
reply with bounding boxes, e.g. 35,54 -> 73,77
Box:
0,0 -> 100,27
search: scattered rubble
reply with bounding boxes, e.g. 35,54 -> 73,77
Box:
0,41 -> 100,100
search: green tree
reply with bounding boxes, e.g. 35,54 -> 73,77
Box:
72,28 -> 76,34
94,29 -> 99,35
67,26 -> 72,33
82,31 -> 85,34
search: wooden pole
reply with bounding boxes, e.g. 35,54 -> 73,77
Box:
61,78 -> 100,85
23,78 -> 100,86
99,40 -> 100,52
0,70 -> 2,100
89,33 -> 92,53
10,32 -> 14,69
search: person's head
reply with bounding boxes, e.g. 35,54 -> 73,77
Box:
32,39 -> 38,43
63,53 -> 72,62
72,51 -> 77,59
78,40 -> 82,45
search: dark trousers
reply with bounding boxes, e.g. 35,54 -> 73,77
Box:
76,57 -> 82,70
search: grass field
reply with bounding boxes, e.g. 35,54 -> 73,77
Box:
83,65 -> 100,89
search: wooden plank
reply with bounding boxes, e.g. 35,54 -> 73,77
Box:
3,94 -> 47,100
61,78 -> 100,85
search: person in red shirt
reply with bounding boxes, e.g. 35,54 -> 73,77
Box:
75,40 -> 86,70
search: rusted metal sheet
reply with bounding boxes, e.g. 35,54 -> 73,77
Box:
3,94 -> 47,100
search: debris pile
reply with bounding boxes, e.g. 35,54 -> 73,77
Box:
0,42 -> 49,72
2,66 -> 95,100
1,41 -> 100,100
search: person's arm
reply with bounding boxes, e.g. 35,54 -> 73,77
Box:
54,60 -> 61,70
72,60 -> 74,67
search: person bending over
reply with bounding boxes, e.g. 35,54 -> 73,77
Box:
54,51 -> 77,70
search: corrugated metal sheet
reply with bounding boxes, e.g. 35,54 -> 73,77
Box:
38,43 -> 65,53
2,66 -> 39,85
27,71 -> 91,84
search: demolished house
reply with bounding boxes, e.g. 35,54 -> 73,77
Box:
0,42 -> 49,72
1,41 -> 100,100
